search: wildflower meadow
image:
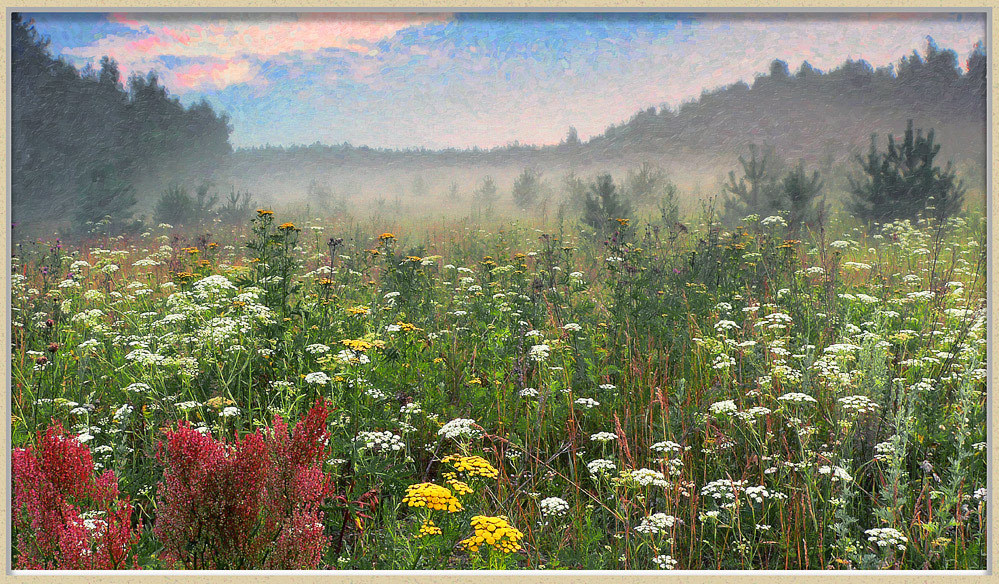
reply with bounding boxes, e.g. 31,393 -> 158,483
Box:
9,206 -> 988,570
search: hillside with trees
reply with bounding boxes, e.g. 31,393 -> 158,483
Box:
10,14 -> 232,229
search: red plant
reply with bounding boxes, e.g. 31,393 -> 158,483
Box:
153,400 -> 334,569
12,422 -> 141,569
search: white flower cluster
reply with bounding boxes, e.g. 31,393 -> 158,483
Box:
437,418 -> 482,440
865,527 -> 908,551
539,496 -> 569,517
709,400 -> 738,415
304,371 -> 331,385
305,343 -> 330,355
400,402 -> 422,415
837,395 -> 879,415
818,465 -> 853,482
574,397 -> 600,409
587,458 -> 617,475
634,513 -> 676,534
650,440 -> 683,454
590,432 -> 617,443
778,392 -> 817,404
626,468 -> 668,488
355,430 -> 404,453
519,387 -> 539,398
529,344 -> 551,362
652,555 -> 678,569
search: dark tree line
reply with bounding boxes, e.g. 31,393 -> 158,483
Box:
11,14 -> 232,231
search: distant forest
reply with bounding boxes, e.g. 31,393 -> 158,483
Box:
11,14 -> 231,228
10,12 -> 988,228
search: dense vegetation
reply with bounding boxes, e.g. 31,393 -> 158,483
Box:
11,204 -> 986,569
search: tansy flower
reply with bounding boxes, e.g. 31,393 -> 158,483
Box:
459,515 -> 524,554
256,209 -> 274,216
402,483 -> 463,512
378,232 -> 396,241
441,454 -> 499,479
414,519 -> 442,539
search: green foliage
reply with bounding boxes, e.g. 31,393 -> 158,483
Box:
512,168 -> 543,209
11,14 -> 231,229
75,163 -> 137,230
217,187 -> 255,224
722,144 -> 786,222
781,161 -> 825,233
473,176 -> 498,211
848,120 -> 965,225
583,174 -> 632,233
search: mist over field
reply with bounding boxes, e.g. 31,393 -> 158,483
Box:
10,12 -> 987,231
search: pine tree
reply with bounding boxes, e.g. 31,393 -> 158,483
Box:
583,174 -> 632,232
722,144 -> 785,221
782,161 -> 824,234
512,168 -> 543,209
848,120 -> 965,224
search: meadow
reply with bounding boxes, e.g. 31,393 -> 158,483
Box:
9,206 -> 988,570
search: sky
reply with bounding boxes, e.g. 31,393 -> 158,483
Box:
23,11 -> 987,150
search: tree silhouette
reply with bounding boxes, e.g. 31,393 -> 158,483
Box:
781,161 -> 824,234
583,174 -> 632,233
848,120 -> 965,224
512,168 -> 543,209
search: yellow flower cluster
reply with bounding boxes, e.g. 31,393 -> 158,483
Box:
256,208 -> 274,217
205,396 -> 236,410
402,483 -> 463,512
347,306 -> 371,316
394,321 -> 423,332
278,222 -> 299,231
378,232 -> 396,241
459,515 -> 524,554
341,338 -> 374,352
442,472 -> 474,495
414,519 -> 442,539
441,455 -> 499,479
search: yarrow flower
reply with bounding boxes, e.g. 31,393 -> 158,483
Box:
865,527 -> 908,551
355,430 -> 404,453
709,400 -> 738,415
587,458 -> 617,475
437,418 -> 482,441
590,432 -> 617,443
635,513 -> 676,534
539,497 -> 569,518
304,372 -> 331,385
653,554 -> 678,569
778,392 -> 817,404
305,344 -> 330,355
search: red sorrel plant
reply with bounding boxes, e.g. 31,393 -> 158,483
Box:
153,400 -> 334,569
12,422 -> 140,569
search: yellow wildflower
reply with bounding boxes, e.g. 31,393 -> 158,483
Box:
402,483 -> 463,513
441,454 -> 499,479
459,515 -> 524,554
414,519 -> 443,539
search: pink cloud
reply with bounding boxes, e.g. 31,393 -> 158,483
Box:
171,59 -> 260,90
65,12 -> 451,93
